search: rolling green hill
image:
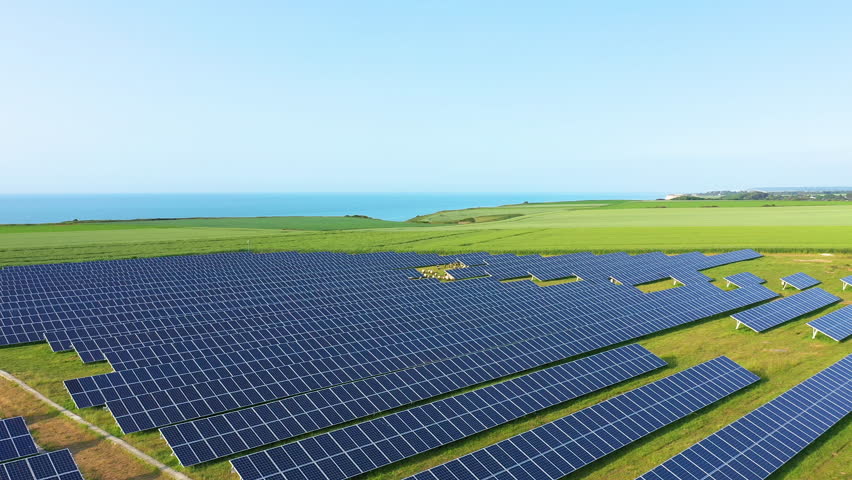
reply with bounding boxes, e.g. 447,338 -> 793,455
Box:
0,199 -> 849,480
2,200 -> 851,266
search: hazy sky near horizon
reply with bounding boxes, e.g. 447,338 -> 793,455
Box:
2,1 -> 851,194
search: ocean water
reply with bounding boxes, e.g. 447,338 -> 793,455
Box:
0,193 -> 662,224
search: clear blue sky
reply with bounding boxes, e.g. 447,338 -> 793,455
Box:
2,1 -> 851,194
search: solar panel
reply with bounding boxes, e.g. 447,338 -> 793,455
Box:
405,356 -> 759,480
1,249 -> 759,350
161,285 -> 775,466
807,305 -> 852,341
0,417 -> 38,462
780,272 -> 821,290
637,355 -> 851,480
102,284 -> 775,434
732,288 -> 841,332
181,344 -> 664,467
700,249 -> 762,268
69,283 -> 636,409
842,275 -> 852,290
0,449 -> 83,480
724,272 -> 766,288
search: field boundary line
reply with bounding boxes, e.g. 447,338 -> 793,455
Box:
0,370 -> 192,480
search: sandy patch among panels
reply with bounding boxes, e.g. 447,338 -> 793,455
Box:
0,379 -> 168,480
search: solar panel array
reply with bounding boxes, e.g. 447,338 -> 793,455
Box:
732,288 -> 841,332
0,417 -> 38,463
0,249 -> 771,476
780,272 -> 821,290
637,355 -> 851,480
406,357 -> 759,480
215,344 -> 665,472
0,449 -> 84,480
156,282 -> 777,468
724,272 -> 766,288
807,305 -> 852,342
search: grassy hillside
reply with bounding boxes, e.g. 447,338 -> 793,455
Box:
0,200 -> 849,479
2,200 -> 852,266
411,200 -> 852,224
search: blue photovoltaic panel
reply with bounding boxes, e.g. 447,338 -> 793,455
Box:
405,357 -> 759,480
104,284 -> 776,434
724,272 -> 766,287
0,417 -> 38,462
69,281 -> 635,410
701,249 -> 762,268
842,275 -> 852,288
807,305 -> 852,342
0,449 -> 84,480
780,272 -> 820,290
733,288 -> 841,332
210,344 -> 664,470
637,355 -> 851,480
162,284 -> 774,466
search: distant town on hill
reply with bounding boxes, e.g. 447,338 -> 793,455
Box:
665,188 -> 851,201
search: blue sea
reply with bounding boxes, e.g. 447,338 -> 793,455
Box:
0,193 -> 663,224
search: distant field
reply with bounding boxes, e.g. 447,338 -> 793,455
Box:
0,199 -> 850,479
0,215 -> 422,233
412,200 -> 852,226
1,200 -> 851,266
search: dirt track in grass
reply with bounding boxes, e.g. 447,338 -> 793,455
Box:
0,378 -> 169,480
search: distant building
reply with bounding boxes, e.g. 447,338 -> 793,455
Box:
665,194 -> 684,200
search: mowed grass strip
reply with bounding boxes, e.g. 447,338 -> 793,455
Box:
0,254 -> 848,480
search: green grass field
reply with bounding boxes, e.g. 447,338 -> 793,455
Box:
0,199 -> 850,480
1,200 -> 851,266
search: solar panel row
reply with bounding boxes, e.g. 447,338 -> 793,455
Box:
162,285 -> 775,465
107,284 -> 777,434
780,272 -> 821,290
69,283 -> 636,409
0,417 -> 38,463
58,271 -> 560,360
807,305 -> 852,342
733,288 -> 841,332
0,449 -> 83,480
50,263 -> 617,358
228,344 -> 665,477
724,272 -> 766,288
406,357 -> 759,480
98,281 -> 603,370
637,354 -> 851,480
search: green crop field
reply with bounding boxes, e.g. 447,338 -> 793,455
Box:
0,199 -> 850,480
2,200 -> 851,266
